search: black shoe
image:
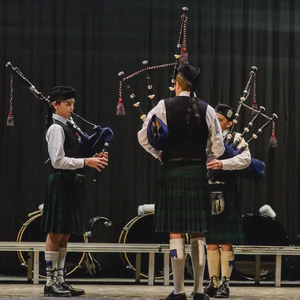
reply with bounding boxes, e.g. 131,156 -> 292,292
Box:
214,280 -> 229,298
44,282 -> 71,297
204,276 -> 219,298
193,292 -> 210,300
160,291 -> 187,300
60,282 -> 85,296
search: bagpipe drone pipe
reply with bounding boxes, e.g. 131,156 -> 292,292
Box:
116,7 -> 190,149
5,62 -> 114,158
209,67 -> 278,184
116,6 -> 278,184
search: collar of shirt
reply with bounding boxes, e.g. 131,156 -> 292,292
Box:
223,129 -> 230,138
178,91 -> 197,97
52,113 -> 68,124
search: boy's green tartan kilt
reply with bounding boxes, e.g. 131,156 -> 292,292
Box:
40,171 -> 85,235
153,160 -> 212,234
205,183 -> 244,244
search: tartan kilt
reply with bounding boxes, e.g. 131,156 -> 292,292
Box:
153,160 -> 212,234
205,183 -> 244,244
40,171 -> 85,235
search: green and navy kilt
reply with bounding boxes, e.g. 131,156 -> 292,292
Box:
153,160 -> 212,234
205,183 -> 243,245
40,170 -> 85,235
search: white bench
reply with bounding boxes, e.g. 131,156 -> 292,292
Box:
232,245 -> 300,287
0,242 -> 171,285
0,242 -> 300,287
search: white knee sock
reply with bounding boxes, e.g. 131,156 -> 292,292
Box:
207,249 -> 221,287
190,237 -> 206,294
57,247 -> 67,284
170,238 -> 185,294
45,251 -> 59,286
221,250 -> 234,281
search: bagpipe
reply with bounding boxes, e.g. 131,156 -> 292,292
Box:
116,6 -> 278,183
209,66 -> 278,183
5,62 -> 114,158
116,7 -> 190,149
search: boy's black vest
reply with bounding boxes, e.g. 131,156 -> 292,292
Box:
53,119 -> 82,163
162,96 -> 209,162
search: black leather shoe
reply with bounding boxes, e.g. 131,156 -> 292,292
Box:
204,276 -> 219,298
44,282 -> 71,297
60,282 -> 85,296
214,281 -> 229,298
193,292 -> 210,300
160,291 -> 187,300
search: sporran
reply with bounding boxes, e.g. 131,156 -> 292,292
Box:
210,191 -> 225,215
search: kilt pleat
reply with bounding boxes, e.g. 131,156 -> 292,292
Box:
40,172 -> 85,235
153,160 -> 212,234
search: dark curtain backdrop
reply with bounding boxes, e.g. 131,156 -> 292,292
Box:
0,0 -> 299,275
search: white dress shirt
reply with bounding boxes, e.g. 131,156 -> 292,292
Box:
221,129 -> 251,170
46,114 -> 84,170
137,91 -> 225,160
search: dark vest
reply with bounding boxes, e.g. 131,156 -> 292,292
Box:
53,119 -> 82,160
162,96 -> 209,161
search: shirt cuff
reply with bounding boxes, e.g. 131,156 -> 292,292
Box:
221,160 -> 232,170
77,158 -> 85,169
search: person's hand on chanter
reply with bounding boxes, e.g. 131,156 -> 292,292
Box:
85,156 -> 108,171
95,151 -> 109,159
206,159 -> 223,170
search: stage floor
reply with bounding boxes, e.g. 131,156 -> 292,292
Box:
0,278 -> 300,299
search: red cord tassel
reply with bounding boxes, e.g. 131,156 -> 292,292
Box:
116,98 -> 126,116
252,99 -> 258,113
268,121 -> 278,148
6,110 -> 14,126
